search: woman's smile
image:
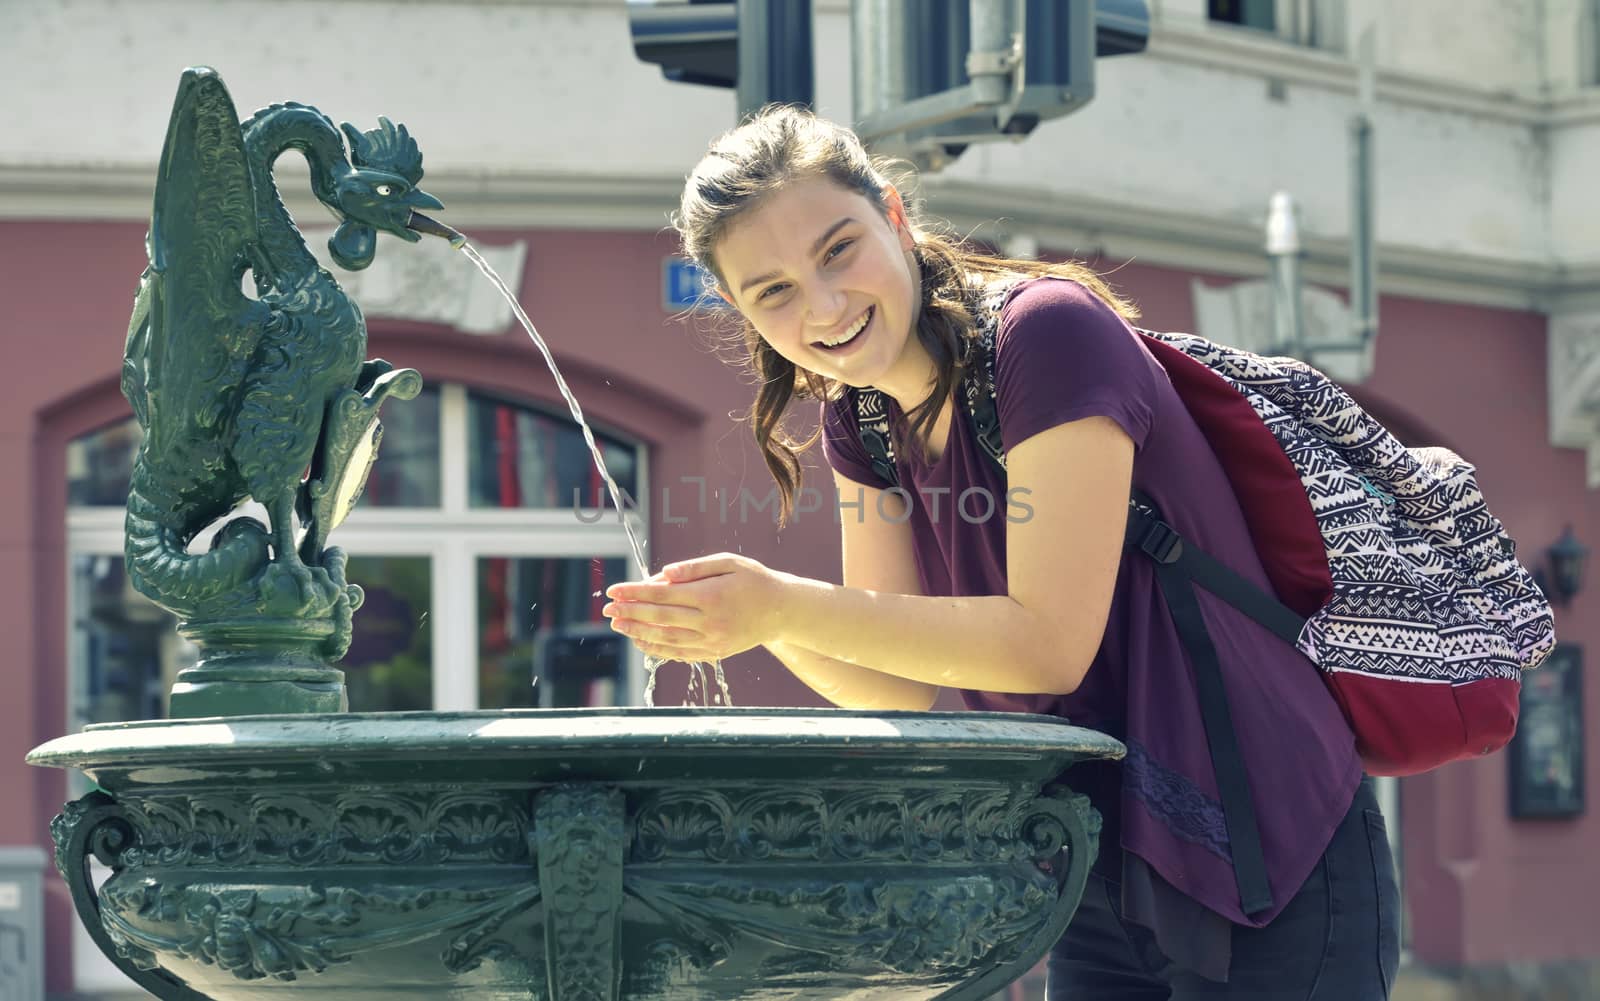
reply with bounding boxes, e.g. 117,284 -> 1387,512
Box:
814,306 -> 873,355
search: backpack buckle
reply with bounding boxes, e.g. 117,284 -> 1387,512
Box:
1138,519 -> 1185,565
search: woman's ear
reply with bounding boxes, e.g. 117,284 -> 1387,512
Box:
883,185 -> 913,251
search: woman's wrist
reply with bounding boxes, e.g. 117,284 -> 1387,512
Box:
763,570 -> 809,647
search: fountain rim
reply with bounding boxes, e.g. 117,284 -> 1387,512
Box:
27,707 -> 1126,770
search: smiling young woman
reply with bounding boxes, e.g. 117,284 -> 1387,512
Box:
602,106 -> 1400,1000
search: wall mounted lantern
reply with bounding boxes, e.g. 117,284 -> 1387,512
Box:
1541,525 -> 1591,607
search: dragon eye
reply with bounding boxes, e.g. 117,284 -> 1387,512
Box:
375,184 -> 393,196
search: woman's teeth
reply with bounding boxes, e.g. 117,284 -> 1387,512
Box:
820,308 -> 872,349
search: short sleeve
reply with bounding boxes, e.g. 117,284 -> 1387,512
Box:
820,395 -> 894,490
994,277 -> 1159,455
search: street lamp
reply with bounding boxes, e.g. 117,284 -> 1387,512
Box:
1547,525 -> 1591,606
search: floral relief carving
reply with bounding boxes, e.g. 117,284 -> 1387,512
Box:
115,788 -> 529,868
629,786 -> 1052,867
51,780 -> 1101,997
97,878 -> 537,984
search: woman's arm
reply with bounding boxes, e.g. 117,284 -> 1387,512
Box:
605,415 -> 1133,697
769,415 -> 1131,694
764,640 -> 941,710
759,469 -> 941,710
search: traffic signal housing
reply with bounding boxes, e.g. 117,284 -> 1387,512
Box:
627,0 -> 814,118
852,0 -> 1150,169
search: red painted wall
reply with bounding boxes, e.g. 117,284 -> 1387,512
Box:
1102,258 -> 1600,967
2,223 -> 1594,990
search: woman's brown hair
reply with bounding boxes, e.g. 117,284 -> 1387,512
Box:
675,105 -> 1139,526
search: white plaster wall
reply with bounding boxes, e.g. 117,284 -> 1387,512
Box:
946,50 -> 1551,262
0,0 -> 736,175
1374,0 -> 1544,95
1539,0 -> 1598,92
1549,118 -> 1600,262
0,0 -> 1590,272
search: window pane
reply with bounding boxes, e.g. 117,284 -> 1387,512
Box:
478,556 -> 630,709
467,393 -> 638,510
363,386 -> 441,507
67,388 -> 440,511
67,419 -> 142,507
343,556 -> 433,711
1208,0 -> 1275,30
71,554 -> 192,725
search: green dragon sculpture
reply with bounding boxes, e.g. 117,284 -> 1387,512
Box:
120,67 -> 463,717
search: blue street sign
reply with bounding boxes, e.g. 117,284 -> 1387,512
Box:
662,256 -> 723,312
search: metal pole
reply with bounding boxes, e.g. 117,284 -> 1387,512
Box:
1265,191 -> 1305,356
737,0 -> 813,119
966,0 -> 1016,107
852,0 -> 908,125
1349,24 -> 1378,348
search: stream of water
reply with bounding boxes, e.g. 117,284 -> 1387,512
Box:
456,242 -> 731,708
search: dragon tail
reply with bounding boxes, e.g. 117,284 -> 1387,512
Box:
124,480 -> 270,619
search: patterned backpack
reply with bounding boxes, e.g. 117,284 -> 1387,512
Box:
855,279 -> 1556,915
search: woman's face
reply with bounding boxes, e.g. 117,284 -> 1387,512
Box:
712,176 -> 923,394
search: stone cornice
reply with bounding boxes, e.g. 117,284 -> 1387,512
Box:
920,177 -> 1585,313
5,162 -> 1595,314
1147,20 -> 1600,127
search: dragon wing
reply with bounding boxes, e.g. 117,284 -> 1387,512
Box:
124,67 -> 266,458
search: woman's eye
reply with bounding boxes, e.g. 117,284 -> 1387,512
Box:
826,239 -> 854,261
758,283 -> 789,301
375,184 -> 393,196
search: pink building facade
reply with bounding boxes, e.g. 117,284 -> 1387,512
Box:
4,218 -> 1595,997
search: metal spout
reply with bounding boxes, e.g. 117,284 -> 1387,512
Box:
406,210 -> 467,249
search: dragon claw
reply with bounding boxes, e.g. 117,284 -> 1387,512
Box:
259,558 -> 339,616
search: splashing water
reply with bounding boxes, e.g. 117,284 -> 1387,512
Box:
456,242 -> 730,708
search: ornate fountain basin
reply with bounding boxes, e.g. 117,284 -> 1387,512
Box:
30,708 -> 1121,1001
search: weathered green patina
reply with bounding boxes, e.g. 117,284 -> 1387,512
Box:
32,711 -> 1122,1001
27,67 -> 1126,1001
121,67 -> 457,717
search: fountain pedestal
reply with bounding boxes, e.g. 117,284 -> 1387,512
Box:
31,709 -> 1121,1001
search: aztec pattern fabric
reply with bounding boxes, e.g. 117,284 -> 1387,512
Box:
1131,323 -> 1555,774
854,279 -> 1556,776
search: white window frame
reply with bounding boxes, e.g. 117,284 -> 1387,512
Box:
1205,0 -> 1347,54
64,381 -> 651,731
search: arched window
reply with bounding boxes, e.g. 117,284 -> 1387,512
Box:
64,383 -> 647,730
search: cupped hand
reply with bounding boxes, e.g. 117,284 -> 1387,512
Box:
602,553 -> 791,662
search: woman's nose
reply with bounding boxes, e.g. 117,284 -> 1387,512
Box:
803,283 -> 846,326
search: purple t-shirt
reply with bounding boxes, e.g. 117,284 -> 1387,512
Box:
821,277 -> 1361,980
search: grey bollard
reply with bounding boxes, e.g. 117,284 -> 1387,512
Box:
0,847 -> 46,1001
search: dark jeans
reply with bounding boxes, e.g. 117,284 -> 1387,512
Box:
1047,779 -> 1401,1000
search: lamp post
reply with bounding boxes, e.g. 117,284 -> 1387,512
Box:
1259,25 -> 1378,379
1265,191 -> 1305,356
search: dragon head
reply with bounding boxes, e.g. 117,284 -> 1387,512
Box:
329,117 -> 462,269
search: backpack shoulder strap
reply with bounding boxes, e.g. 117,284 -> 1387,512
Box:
961,322 -> 1008,471
1131,495 -> 1275,916
857,281 -> 1010,482
852,387 -> 901,489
